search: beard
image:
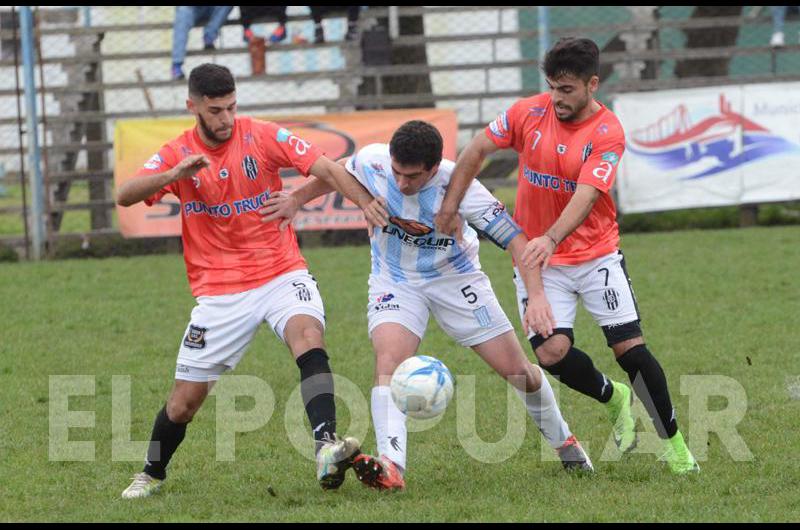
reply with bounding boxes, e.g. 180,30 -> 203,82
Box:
555,95 -> 590,122
197,113 -> 232,144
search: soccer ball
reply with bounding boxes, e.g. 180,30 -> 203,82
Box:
390,355 -> 454,419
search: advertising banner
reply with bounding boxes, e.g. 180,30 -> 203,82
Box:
115,109 -> 458,237
614,83 -> 800,213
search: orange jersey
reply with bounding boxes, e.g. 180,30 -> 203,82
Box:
486,93 -> 626,265
135,116 -> 323,297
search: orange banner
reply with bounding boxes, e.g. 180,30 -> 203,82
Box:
114,109 -> 458,238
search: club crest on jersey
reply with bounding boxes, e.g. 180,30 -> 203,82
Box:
597,124 -> 609,135
219,168 -> 229,179
529,106 -> 546,117
582,142 -> 593,162
389,216 -> 433,237
242,155 -> 259,180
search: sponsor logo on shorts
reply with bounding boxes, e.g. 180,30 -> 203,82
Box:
473,305 -> 492,328
373,293 -> 400,312
389,436 -> 402,452
603,289 -> 620,311
242,155 -> 259,180
183,325 -> 207,350
176,364 -> 190,374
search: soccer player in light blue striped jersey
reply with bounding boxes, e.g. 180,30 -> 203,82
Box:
260,121 -> 593,490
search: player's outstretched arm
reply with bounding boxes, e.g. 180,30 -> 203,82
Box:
521,184 -> 601,270
435,133 -> 500,241
116,154 -> 209,207
507,233 -> 555,339
309,156 -> 389,232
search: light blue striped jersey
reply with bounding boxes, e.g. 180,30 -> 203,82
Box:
346,143 -> 520,284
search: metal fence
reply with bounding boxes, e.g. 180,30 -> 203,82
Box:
2,5 -> 799,258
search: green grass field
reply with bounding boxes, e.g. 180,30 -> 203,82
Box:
1,226 -> 799,522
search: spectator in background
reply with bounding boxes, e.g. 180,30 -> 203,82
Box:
172,6 -> 233,80
240,6 -> 288,44
310,6 -> 361,43
770,6 -> 799,47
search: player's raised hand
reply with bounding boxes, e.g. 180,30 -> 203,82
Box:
171,154 -> 210,181
434,209 -> 464,244
363,196 -> 389,237
521,235 -> 557,271
259,191 -> 298,231
522,292 -> 555,339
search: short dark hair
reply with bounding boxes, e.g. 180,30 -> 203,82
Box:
543,37 -> 600,82
188,63 -> 236,98
389,120 -> 443,170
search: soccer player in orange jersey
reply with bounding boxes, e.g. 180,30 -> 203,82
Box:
116,64 -> 388,498
435,38 -> 698,474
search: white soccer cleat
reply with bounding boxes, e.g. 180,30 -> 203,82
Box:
770,31 -> 785,48
121,472 -> 163,499
316,436 -> 361,490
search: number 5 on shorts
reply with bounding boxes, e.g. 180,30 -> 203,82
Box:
461,285 -> 478,305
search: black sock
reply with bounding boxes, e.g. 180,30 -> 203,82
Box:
143,405 -> 188,480
617,344 -> 678,439
539,346 -> 614,403
296,348 -> 337,452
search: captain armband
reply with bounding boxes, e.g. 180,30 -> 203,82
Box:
477,203 -> 523,250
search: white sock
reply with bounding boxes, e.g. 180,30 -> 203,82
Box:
515,366 -> 572,449
371,386 -> 407,472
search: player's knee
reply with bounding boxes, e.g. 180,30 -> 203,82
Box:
285,319 -> 325,356
519,362 -> 542,393
166,399 -> 201,423
374,351 -> 411,385
533,332 -> 572,367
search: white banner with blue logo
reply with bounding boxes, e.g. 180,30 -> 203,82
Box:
613,82 -> 800,213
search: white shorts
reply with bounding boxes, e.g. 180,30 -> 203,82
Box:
513,250 -> 641,340
174,269 -> 325,382
367,271 -> 514,348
